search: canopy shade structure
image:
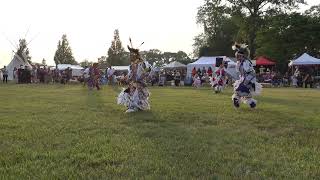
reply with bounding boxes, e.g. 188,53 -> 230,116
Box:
289,53 -> 320,66
111,66 -> 130,71
6,54 -> 32,80
186,56 -> 237,78
255,56 -> 276,66
57,64 -> 84,77
163,61 -> 186,69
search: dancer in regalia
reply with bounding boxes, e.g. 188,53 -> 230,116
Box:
117,39 -> 152,113
88,63 -> 101,90
232,43 -> 262,108
210,62 -> 227,93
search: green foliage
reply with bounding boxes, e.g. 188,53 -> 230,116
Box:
141,49 -> 163,66
54,34 -> 77,65
141,50 -> 192,67
256,12 -> 320,72
16,39 -> 31,64
107,30 -> 127,66
97,56 -> 108,68
173,51 -> 192,65
226,0 -> 305,57
195,0 -> 238,57
305,4 -> 320,17
41,58 -> 46,66
195,0 -> 305,58
0,85 -> 320,178
80,59 -> 93,68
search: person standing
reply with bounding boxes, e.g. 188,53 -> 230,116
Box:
88,63 -> 101,90
192,67 -> 197,77
83,66 -> 90,86
2,66 -> 8,83
107,66 -> 115,85
174,71 -> 181,86
207,67 -> 213,77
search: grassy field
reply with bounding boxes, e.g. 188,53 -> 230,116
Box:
0,84 -> 320,179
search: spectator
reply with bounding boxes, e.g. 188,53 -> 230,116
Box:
304,72 -> 314,88
259,66 -> 265,74
13,67 -> 18,84
2,66 -> 8,83
207,67 -> 213,77
83,66 -> 90,86
174,71 -> 181,86
18,65 -> 23,83
201,67 -> 206,76
192,67 -> 197,77
197,68 -> 201,77
283,72 -> 289,87
193,74 -> 201,88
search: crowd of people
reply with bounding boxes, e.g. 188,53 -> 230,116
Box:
0,65 -> 74,84
153,70 -> 185,86
190,66 -> 232,88
1,63 -> 319,89
256,66 -> 320,88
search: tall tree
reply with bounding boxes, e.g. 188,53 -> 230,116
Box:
195,0 -> 238,57
42,58 -> 47,66
16,39 -> 31,64
305,4 -> 320,17
256,12 -> 320,72
107,29 -> 127,66
172,51 -> 192,65
54,34 -> 77,65
141,49 -> 163,66
97,56 -> 108,68
195,0 -> 305,58
80,59 -> 92,68
226,0 -> 306,58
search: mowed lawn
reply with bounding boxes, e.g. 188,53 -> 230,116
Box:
0,84 -> 320,179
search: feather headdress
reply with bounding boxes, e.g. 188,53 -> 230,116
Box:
232,42 -> 250,58
128,38 -> 144,64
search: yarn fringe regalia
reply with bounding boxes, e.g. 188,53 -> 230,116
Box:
117,38 -> 151,113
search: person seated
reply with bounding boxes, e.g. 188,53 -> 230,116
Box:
192,74 -> 201,88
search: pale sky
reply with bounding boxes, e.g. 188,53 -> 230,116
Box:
0,0 -> 318,67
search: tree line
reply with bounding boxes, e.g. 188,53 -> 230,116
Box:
53,29 -> 192,68
194,0 -> 320,72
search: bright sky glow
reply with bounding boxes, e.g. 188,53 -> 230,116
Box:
0,0 -> 317,66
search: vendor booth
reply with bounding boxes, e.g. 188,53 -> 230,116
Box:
57,64 -> 84,77
186,56 -> 237,78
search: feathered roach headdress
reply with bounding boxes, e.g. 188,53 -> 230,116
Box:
232,42 -> 250,59
127,38 -> 144,64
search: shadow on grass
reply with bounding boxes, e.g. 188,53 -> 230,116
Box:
85,89 -> 118,113
117,109 -> 224,177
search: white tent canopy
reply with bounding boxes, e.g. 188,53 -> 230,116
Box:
186,56 -> 236,78
289,53 -> 320,66
57,64 -> 84,77
163,61 -> 186,69
6,55 -> 32,80
112,66 -> 130,71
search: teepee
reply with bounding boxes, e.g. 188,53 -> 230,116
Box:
6,54 -> 32,80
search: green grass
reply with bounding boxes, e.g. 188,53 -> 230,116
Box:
0,84 -> 320,179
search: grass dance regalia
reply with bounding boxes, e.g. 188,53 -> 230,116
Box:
232,43 -> 262,108
117,40 -> 152,113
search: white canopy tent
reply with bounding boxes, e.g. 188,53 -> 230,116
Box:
112,66 -> 130,71
163,61 -> 186,69
6,54 -> 32,80
186,56 -> 236,78
289,53 -> 320,66
57,64 -> 84,77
